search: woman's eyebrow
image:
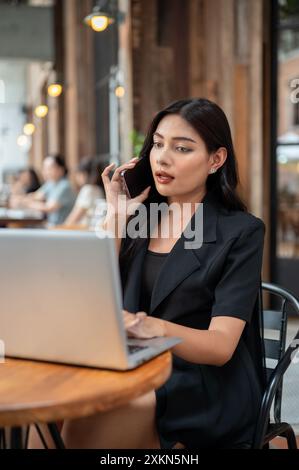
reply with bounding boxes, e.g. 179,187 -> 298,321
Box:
153,132 -> 197,143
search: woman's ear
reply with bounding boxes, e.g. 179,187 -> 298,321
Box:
210,147 -> 227,171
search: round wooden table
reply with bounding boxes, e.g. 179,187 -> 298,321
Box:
0,353 -> 172,448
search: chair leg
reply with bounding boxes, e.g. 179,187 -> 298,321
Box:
0,428 -> 6,449
280,425 -> 298,449
47,423 -> 66,449
35,424 -> 49,449
10,427 -> 23,449
24,426 -> 30,449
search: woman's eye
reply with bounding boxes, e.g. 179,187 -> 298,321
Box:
153,142 -> 162,148
177,146 -> 191,153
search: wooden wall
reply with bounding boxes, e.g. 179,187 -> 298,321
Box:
131,0 -> 190,132
130,0 -> 271,279
131,0 -> 269,216
63,0 -> 96,180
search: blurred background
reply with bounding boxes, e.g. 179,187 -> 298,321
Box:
0,0 -> 298,295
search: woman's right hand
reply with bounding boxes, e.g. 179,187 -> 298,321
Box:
101,158 -> 151,218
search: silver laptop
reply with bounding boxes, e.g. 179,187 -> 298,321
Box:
0,229 -> 180,370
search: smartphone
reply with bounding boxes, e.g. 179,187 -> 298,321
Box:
121,157 -> 154,199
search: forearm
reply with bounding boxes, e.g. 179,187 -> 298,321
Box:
163,320 -> 231,366
27,191 -> 45,202
25,200 -> 58,214
25,200 -> 48,212
64,207 -> 86,226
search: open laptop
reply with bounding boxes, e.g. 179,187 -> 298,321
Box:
0,229 -> 180,370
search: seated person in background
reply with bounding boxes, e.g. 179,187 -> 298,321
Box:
21,155 -> 76,226
10,167 -> 41,202
64,156 -> 105,228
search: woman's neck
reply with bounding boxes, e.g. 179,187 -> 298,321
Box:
167,187 -> 207,208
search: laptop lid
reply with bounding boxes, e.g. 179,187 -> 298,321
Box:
0,229 -> 131,369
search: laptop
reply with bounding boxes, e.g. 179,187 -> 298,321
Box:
0,229 -> 181,370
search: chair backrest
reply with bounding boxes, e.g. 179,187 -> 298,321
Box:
261,282 -> 291,422
252,282 -> 299,448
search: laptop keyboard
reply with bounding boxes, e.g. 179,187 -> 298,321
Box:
128,344 -> 149,355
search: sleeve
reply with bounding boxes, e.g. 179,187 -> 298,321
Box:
211,219 -> 265,323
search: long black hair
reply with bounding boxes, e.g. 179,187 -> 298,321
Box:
119,98 -> 246,284
18,167 -> 41,193
139,97 -> 246,211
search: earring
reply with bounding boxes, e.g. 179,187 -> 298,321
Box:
209,168 -> 217,174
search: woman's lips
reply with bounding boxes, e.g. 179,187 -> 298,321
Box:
155,172 -> 174,184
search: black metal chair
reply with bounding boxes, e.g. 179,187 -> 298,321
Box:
252,282 -> 299,449
0,424 -> 65,449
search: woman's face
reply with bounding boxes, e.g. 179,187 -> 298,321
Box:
18,170 -> 31,188
149,114 -> 216,203
42,157 -> 64,182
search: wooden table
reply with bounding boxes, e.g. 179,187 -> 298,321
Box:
0,353 -> 172,448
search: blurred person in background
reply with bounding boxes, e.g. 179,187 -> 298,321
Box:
20,155 -> 76,226
64,156 -> 105,228
9,168 -> 41,202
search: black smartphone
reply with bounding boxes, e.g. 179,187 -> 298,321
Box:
121,157 -> 154,199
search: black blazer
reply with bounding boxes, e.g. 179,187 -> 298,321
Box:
120,191 -> 265,448
122,192 -> 264,325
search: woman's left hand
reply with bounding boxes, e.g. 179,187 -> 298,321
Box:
123,310 -> 166,339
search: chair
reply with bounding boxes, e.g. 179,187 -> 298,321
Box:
252,282 -> 299,449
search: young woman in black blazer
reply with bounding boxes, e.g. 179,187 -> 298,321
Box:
61,98 -> 265,449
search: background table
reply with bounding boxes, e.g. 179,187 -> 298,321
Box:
0,208 -> 44,228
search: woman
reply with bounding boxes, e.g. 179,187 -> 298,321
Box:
31,98 -> 265,449
11,167 -> 41,195
20,155 -> 76,226
9,167 -> 41,208
64,157 -> 105,227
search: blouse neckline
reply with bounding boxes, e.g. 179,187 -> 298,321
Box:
147,249 -> 170,257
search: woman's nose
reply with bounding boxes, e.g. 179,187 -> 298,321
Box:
156,149 -> 172,166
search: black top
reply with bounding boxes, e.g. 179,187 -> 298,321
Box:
139,250 -> 169,313
119,191 -> 265,449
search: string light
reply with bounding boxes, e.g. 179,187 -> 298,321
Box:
34,105 -> 48,118
23,123 -> 35,136
115,86 -> 125,98
48,83 -> 63,98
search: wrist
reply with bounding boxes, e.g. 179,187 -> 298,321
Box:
157,318 -> 167,337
